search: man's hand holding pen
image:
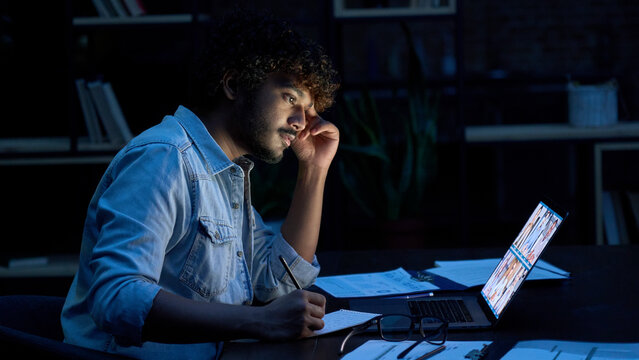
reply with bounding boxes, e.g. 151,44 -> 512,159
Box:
259,289 -> 326,339
250,255 -> 327,340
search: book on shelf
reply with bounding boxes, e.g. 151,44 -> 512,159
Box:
85,79 -> 133,146
603,191 -> 621,245
102,82 -> 133,142
75,78 -> 104,144
108,0 -> 129,17
612,191 -> 630,245
603,190 -> 633,245
123,0 -> 146,16
91,0 -> 114,18
626,191 -> 639,239
92,0 -> 145,18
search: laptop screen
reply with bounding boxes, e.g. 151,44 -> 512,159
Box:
480,201 -> 564,319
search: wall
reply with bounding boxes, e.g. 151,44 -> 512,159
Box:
1,1 -> 638,256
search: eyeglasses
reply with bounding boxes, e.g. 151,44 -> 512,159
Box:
339,314 -> 448,358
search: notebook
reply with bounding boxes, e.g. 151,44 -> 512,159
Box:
349,200 -> 568,330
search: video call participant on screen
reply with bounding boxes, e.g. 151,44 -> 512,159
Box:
61,8 -> 340,360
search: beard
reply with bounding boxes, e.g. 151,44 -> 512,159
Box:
230,93 -> 290,164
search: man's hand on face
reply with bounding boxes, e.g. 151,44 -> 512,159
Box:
257,289 -> 326,340
291,115 -> 339,170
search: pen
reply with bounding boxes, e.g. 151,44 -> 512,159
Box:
279,255 -> 301,290
403,292 -> 434,300
414,345 -> 446,360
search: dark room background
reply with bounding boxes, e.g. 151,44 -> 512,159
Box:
1,0 -> 638,260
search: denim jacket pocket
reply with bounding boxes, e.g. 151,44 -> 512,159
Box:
179,217 -> 236,298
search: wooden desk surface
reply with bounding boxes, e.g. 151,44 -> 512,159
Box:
220,245 -> 639,360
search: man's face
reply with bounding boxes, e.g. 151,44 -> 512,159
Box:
231,73 -> 316,163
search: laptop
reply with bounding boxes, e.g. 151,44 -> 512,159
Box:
349,200 -> 568,330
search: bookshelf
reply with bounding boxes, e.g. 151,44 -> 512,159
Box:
72,13 -> 210,27
0,254 -> 79,279
465,121 -> 639,245
0,1 -> 208,270
465,122 -> 639,143
332,0 -> 456,18
594,142 -> 639,245
464,121 -> 639,246
0,1 -> 207,166
0,137 -> 115,166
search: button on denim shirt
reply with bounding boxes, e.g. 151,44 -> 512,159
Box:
61,106 -> 320,360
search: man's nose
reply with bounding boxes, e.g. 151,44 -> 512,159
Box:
287,109 -> 306,131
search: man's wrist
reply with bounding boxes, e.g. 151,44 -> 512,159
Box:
238,305 -> 268,339
298,161 -> 330,181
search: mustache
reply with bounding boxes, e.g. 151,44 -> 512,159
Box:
279,129 -> 297,137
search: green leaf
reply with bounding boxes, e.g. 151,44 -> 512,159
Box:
362,90 -> 385,146
339,144 -> 390,162
338,161 -> 376,218
398,119 -> 414,195
345,94 -> 380,145
337,82 -> 439,220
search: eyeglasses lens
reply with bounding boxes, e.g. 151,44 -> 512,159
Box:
379,315 -> 412,341
420,317 -> 446,344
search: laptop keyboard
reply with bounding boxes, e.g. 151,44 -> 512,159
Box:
408,299 -> 474,323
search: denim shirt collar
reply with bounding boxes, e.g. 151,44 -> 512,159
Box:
173,105 -> 253,175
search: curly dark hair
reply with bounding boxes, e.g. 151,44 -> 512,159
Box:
192,8 -> 340,113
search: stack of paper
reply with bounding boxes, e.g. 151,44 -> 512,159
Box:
425,258 -> 570,288
314,259 -> 570,299
501,340 -> 639,360
312,309 -> 380,336
315,267 -> 439,298
342,340 -> 492,360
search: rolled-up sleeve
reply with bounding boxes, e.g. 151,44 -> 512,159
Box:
251,210 -> 320,303
86,142 -> 190,346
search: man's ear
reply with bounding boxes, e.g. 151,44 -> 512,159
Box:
221,70 -> 238,100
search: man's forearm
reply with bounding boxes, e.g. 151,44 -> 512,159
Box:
141,288 -> 326,344
280,163 -> 328,263
141,289 -> 263,343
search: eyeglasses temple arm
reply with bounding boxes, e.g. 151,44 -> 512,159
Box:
339,321 -> 374,355
396,338 -> 424,359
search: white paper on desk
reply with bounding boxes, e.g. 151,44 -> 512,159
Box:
315,267 -> 439,298
311,309 -> 380,337
427,258 -> 570,288
501,340 -> 639,360
342,340 -> 491,360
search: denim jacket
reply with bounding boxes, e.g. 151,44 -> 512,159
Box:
61,106 -> 320,360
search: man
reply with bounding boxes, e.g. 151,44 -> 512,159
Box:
61,8 -> 340,360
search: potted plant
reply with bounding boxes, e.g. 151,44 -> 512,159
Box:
337,23 -> 439,248
338,89 -> 438,213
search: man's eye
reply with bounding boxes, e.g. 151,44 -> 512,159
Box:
286,95 -> 296,105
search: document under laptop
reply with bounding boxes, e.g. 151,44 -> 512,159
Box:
349,200 -> 568,330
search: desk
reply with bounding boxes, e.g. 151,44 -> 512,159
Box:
220,245 -> 639,359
